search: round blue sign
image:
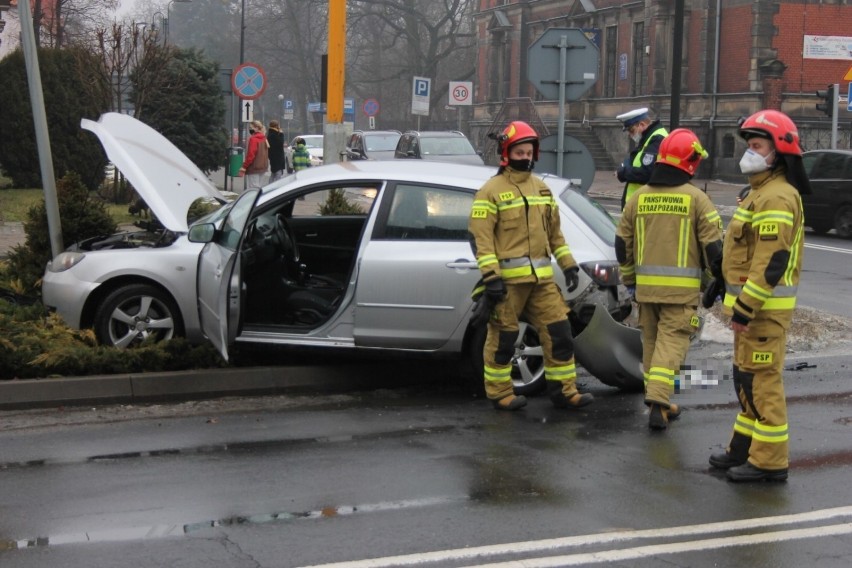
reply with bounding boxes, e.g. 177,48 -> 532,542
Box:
232,63 -> 267,100
363,98 -> 380,117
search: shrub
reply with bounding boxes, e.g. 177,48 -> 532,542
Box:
6,172 -> 117,294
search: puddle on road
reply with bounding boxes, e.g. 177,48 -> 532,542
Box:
0,495 -> 467,551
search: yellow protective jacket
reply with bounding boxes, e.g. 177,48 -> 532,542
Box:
468,168 -> 577,285
616,182 -> 723,304
723,168 -> 804,331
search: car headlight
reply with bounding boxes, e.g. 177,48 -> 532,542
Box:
47,251 -> 86,273
579,261 -> 620,286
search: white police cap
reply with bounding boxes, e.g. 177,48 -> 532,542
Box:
616,107 -> 649,130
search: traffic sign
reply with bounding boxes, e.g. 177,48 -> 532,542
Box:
449,81 -> 473,106
240,99 -> 254,123
344,97 -> 355,115
231,63 -> 267,100
412,76 -> 431,116
363,98 -> 380,117
537,135 -> 595,194
528,28 -> 599,101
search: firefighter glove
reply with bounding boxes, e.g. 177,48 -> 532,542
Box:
563,267 -> 580,293
701,277 -> 724,309
484,278 -> 507,303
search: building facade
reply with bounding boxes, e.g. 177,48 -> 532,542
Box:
472,0 -> 852,180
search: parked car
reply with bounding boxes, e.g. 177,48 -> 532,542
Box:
394,130 -> 485,165
346,130 -> 401,161
44,113 -> 645,395
801,149 -> 852,238
288,134 -> 324,167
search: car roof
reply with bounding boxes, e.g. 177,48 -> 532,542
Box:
804,149 -> 852,156
402,130 -> 467,138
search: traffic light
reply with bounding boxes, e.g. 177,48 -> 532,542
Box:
815,84 -> 836,118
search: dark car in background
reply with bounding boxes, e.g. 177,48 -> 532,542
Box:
801,149 -> 852,238
394,130 -> 484,166
346,130 -> 401,161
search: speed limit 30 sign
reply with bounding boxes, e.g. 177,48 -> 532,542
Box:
449,81 -> 473,106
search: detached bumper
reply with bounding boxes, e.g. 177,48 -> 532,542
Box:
573,305 -> 644,391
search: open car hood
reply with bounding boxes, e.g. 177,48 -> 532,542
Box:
81,113 -> 225,233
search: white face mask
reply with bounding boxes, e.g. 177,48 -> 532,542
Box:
739,149 -> 774,175
630,131 -> 643,144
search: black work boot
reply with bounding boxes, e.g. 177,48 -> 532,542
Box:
491,394 -> 527,411
648,404 -> 669,430
726,462 -> 788,482
709,433 -> 751,470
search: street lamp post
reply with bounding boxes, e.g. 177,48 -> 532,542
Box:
166,0 -> 193,45
151,11 -> 165,42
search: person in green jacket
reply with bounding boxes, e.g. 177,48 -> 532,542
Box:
291,138 -> 312,172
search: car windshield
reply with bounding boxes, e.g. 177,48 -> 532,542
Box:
556,184 -> 617,247
420,136 -> 477,156
301,136 -> 323,149
365,134 -> 400,151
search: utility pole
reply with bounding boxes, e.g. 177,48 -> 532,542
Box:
324,0 -> 346,164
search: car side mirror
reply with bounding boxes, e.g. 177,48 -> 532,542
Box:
188,223 -> 216,243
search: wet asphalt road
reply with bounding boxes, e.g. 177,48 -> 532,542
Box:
1,342 -> 851,567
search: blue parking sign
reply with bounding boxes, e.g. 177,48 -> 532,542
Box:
414,78 -> 430,96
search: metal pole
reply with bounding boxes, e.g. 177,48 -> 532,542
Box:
831,83 -> 839,150
556,34 -> 568,178
670,0 -> 685,129
20,0 -> 63,257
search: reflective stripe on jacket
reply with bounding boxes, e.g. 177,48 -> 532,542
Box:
624,125 -> 668,203
468,168 -> 576,285
617,182 -> 723,304
722,168 -> 804,329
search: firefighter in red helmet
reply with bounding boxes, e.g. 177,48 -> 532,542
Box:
615,128 -> 723,429
708,109 -> 810,482
467,121 -> 593,411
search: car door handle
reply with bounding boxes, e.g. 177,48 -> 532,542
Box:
446,260 -> 477,269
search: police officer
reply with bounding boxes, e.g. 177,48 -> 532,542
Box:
708,109 -> 810,482
616,129 -> 723,430
468,121 -> 593,411
616,108 -> 668,210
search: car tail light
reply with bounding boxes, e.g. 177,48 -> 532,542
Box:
47,252 -> 85,273
579,261 -> 620,286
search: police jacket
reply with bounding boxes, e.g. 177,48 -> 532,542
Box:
617,120 -> 668,209
723,167 -> 804,331
616,181 -> 723,304
468,167 -> 576,285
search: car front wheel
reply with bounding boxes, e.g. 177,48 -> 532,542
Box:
469,319 -> 548,397
94,284 -> 183,348
835,206 -> 852,239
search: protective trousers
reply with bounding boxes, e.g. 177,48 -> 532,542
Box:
725,322 -> 789,470
638,303 -> 699,408
483,282 -> 576,401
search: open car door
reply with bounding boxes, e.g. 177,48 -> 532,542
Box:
197,189 -> 261,360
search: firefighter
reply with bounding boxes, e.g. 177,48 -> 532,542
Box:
468,121 -> 593,411
615,129 -> 724,430
708,110 -> 810,482
615,107 -> 669,210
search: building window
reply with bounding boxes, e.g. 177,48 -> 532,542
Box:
631,21 -> 645,96
488,30 -> 508,102
604,25 -> 617,97
722,134 -> 735,158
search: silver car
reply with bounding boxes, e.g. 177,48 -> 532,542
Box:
44,113 -> 643,394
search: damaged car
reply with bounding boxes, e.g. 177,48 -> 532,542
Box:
44,113 -> 645,394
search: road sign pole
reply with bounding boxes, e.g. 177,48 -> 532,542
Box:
831,82 -> 839,150
557,34 -> 568,178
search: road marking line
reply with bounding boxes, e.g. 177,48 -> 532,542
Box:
471,523 -> 852,567
805,243 -> 852,254
300,505 -> 852,568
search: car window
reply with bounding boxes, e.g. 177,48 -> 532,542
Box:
385,184 -> 472,240
557,185 -> 617,247
216,190 -> 257,251
291,185 -> 378,217
816,153 -> 849,179
366,134 -> 400,152
802,153 -> 820,178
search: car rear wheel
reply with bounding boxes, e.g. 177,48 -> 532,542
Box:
834,206 -> 852,238
469,319 -> 548,397
94,284 -> 183,348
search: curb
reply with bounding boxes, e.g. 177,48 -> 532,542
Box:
0,365 -> 390,410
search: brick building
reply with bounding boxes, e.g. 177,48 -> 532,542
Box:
472,0 -> 852,180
